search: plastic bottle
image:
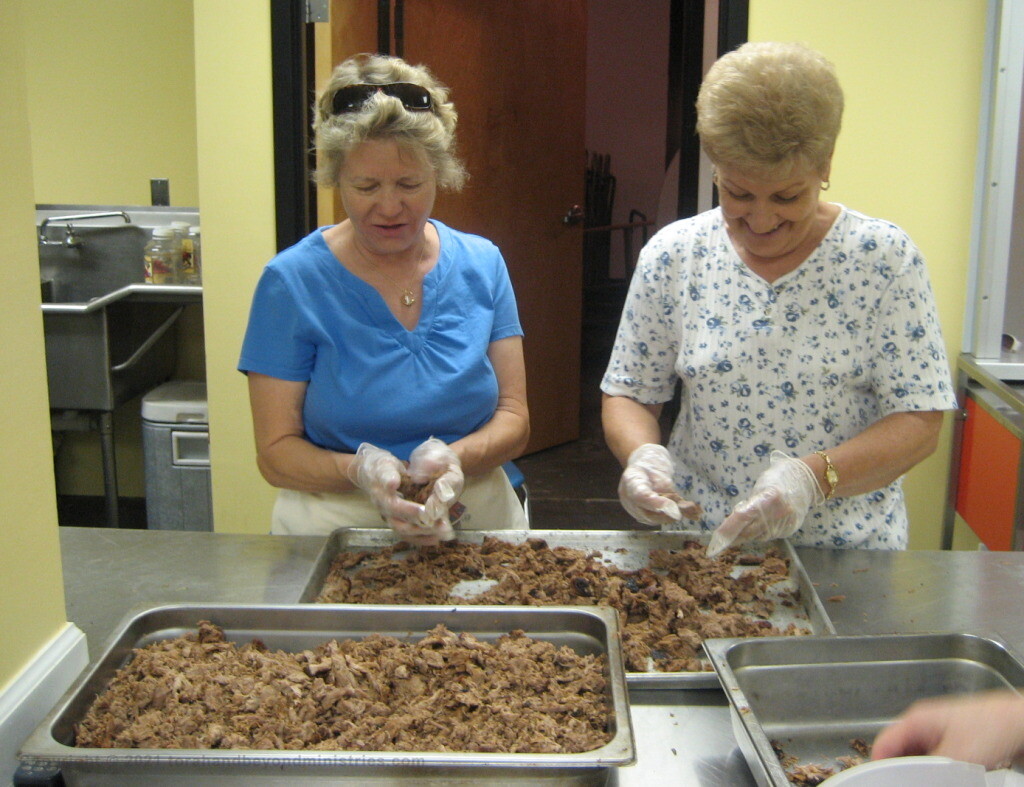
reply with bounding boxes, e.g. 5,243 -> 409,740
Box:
183,225 -> 202,285
143,227 -> 182,285
171,221 -> 191,285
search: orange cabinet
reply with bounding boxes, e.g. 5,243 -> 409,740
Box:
956,395 -> 1022,549
946,356 -> 1024,551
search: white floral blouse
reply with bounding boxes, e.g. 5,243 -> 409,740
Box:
601,205 -> 958,549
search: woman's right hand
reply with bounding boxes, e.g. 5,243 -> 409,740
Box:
347,442 -> 444,544
618,443 -> 700,527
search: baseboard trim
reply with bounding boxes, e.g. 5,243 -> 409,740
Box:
0,623 -> 88,782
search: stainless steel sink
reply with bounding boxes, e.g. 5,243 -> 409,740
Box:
38,205 -> 201,410
38,205 -> 203,525
42,292 -> 188,411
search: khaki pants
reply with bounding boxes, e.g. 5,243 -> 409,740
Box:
270,465 -> 528,536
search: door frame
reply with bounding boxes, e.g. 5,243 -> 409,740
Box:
270,0 -> 318,252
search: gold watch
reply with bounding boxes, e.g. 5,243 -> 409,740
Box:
814,450 -> 838,500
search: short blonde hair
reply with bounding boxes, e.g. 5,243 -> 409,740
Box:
313,53 -> 467,191
696,42 -> 843,177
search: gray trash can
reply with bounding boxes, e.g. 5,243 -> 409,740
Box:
142,381 -> 212,530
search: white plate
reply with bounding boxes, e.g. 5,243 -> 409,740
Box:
824,756 -> 1002,786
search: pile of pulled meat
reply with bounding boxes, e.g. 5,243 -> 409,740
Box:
772,737 -> 871,784
316,537 -> 807,672
75,620 -> 611,753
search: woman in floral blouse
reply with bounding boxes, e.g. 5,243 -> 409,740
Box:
601,42 -> 957,551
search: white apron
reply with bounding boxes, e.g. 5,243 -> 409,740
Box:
270,465 -> 527,536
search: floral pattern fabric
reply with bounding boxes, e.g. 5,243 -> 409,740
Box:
601,206 -> 957,548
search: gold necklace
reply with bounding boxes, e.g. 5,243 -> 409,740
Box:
372,265 -> 418,307
356,243 -> 426,307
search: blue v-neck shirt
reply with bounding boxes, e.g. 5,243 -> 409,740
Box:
239,220 -> 523,461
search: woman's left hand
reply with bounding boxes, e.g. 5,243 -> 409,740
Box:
706,450 -> 824,557
408,437 -> 465,528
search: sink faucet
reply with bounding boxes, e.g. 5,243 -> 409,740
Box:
38,211 -> 132,247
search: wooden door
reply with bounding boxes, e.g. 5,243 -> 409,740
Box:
326,0 -> 586,454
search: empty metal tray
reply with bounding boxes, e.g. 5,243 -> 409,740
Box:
20,603 -> 634,785
298,529 -> 836,689
705,633 -> 1024,787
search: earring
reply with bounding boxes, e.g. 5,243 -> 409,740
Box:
820,180 -> 831,191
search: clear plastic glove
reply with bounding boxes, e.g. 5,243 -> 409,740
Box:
407,436 -> 464,532
706,450 -> 824,557
347,442 -> 437,544
618,444 -> 701,527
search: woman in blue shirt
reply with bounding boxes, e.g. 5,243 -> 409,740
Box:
239,54 -> 529,543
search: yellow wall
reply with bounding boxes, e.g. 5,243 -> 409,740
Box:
951,512 -> 985,551
0,0 -> 70,690
25,3 -> 199,207
749,1 -> 986,549
193,0 -> 279,532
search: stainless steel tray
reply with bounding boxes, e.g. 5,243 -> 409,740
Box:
298,529 -> 836,690
20,603 -> 634,786
705,633 -> 1024,787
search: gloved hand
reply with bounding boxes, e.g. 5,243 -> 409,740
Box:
407,436 -> 464,535
706,450 -> 824,557
618,444 -> 701,527
347,442 -> 435,543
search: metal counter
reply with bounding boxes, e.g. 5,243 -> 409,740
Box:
57,528 -> 1024,786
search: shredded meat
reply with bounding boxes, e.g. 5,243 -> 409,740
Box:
663,491 -> 702,520
397,471 -> 441,504
773,737 -> 872,784
849,737 -> 871,757
787,763 -> 834,785
316,537 -> 809,672
75,621 -> 612,753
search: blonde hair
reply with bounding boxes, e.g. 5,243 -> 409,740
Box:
313,53 -> 467,191
696,42 -> 843,177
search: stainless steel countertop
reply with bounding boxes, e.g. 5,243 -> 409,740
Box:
58,527 -> 1024,786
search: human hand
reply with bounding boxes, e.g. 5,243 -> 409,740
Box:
871,690 -> 1024,770
347,442 -> 433,540
706,450 -> 823,557
618,444 -> 701,527
406,437 -> 464,535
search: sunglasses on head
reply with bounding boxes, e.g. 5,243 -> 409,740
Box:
331,83 -> 433,114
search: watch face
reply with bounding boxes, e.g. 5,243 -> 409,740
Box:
824,464 -> 838,498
